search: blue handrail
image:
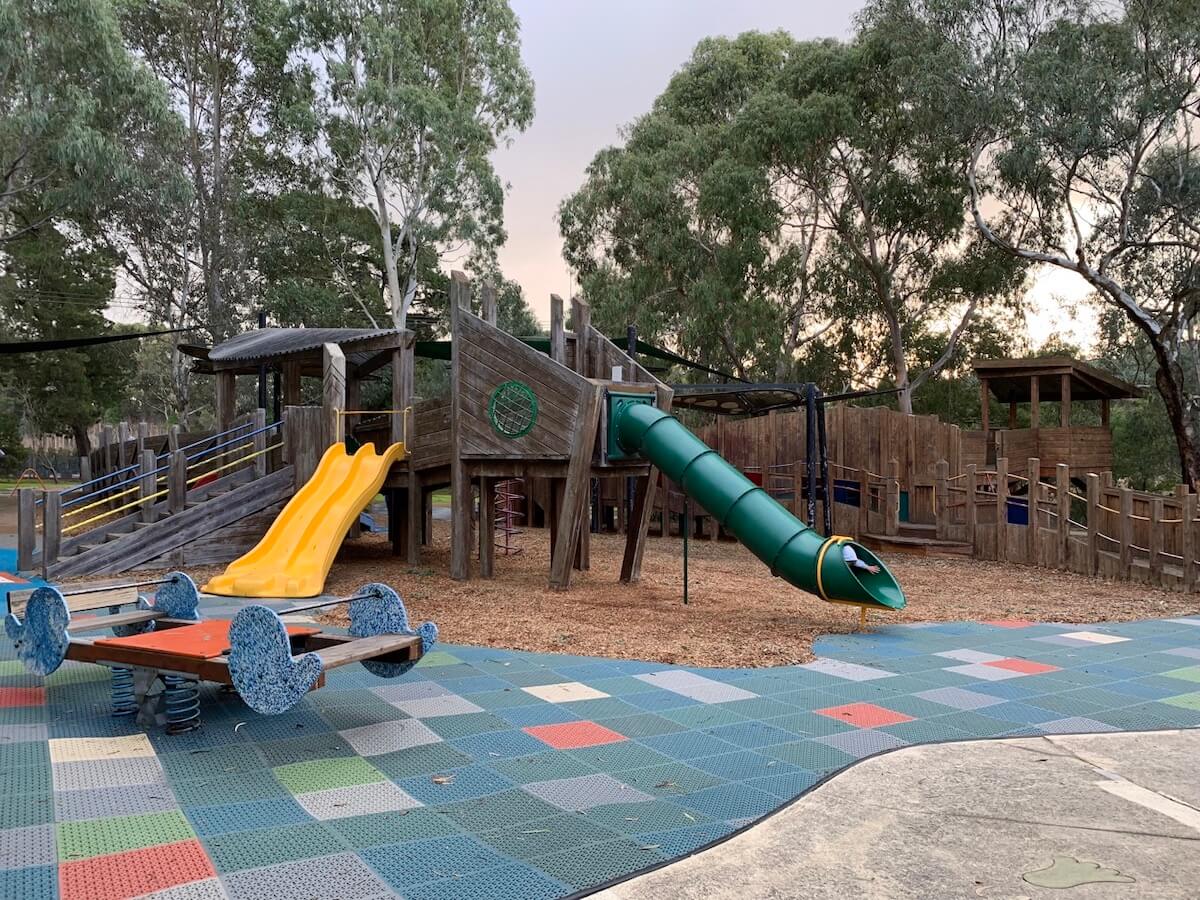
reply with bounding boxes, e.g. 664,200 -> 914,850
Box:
185,420 -> 281,464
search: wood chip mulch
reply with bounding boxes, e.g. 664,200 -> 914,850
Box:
177,521 -> 1200,668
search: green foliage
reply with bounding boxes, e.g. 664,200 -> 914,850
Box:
0,223 -> 133,454
302,0 -> 534,328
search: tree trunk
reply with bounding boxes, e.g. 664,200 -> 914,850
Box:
1150,347 -> 1200,490
70,423 -> 91,458
887,311 -> 914,415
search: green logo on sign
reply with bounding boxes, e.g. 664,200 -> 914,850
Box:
488,380 -> 539,438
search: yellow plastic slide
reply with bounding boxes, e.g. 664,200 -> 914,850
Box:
202,442 -> 406,598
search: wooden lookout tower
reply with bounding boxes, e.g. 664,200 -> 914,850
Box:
969,357 -> 1141,479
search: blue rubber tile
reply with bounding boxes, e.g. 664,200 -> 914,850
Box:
1038,716 -> 1120,734
0,824 -> 55,870
623,690 -> 702,712
186,796 -> 314,836
658,704 -> 748,729
464,689 -> 542,710
399,765 -> 515,805
761,740 -> 857,772
593,713 -> 687,739
815,728 -> 908,758
687,750 -> 799,781
704,721 -> 803,749
761,711 -> 857,738
568,741 -> 673,773
528,838 -> 669,891
0,864 -> 56,900
743,769 -> 821,800
675,782 -> 781,820
490,751 -> 600,785
495,703 -> 580,728
607,821 -> 735,860
362,834 -> 511,887
618,762 -> 725,796
436,675 -> 513,694
976,701 -> 1066,725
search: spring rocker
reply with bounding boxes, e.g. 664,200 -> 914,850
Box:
4,572 -> 437,732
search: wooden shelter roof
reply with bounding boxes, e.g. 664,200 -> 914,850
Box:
973,357 -> 1142,403
182,328 -> 409,376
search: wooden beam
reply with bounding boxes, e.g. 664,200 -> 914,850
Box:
1008,402 -> 1018,429
283,360 -> 302,407
550,295 -> 566,363
482,281 -> 498,327
550,385 -> 604,588
1086,473 -> 1100,575
392,334 -> 415,446
479,476 -> 496,577
1060,372 -> 1071,427
322,342 -> 346,447
1119,487 -> 1133,574
571,296 -> 592,570
42,491 -> 61,575
449,270 -> 472,580
1184,491 -> 1196,592
1029,374 -> 1040,430
1026,457 -> 1040,564
964,464 -> 977,550
996,457 -> 1009,562
1055,463 -> 1070,570
1101,397 -> 1111,427
215,372 -> 236,433
980,379 -> 990,433
140,450 -> 158,524
17,489 -> 35,572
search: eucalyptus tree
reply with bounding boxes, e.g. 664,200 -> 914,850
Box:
302,0 -> 534,331
867,0 -> 1200,483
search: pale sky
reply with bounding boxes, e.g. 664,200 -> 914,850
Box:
491,0 -> 1099,350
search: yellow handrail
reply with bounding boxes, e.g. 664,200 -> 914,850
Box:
334,406 -> 412,446
186,442 -> 283,486
186,441 -> 255,474
63,488 -> 169,534
63,483 -> 143,518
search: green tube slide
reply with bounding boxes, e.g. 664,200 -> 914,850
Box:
614,402 -> 905,610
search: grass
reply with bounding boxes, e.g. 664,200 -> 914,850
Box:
0,480 -> 79,492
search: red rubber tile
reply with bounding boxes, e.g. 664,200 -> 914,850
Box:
0,686 -> 46,707
983,619 -> 1036,628
59,838 -> 215,900
983,658 -> 1060,675
814,702 -> 914,728
524,721 -> 628,750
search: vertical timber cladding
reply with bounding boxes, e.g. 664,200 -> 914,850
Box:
456,308 -> 585,458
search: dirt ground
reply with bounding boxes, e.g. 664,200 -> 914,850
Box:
174,521 -> 1200,668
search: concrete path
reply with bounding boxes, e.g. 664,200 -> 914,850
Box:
597,730 -> 1200,899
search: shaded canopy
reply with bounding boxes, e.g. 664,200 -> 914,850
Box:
974,357 -> 1142,403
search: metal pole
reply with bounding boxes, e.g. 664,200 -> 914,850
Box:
805,384 -> 818,528
817,388 -> 832,535
683,496 -> 689,605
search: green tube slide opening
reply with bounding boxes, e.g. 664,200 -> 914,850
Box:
614,400 -> 905,610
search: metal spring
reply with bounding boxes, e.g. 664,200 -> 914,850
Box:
111,667 -> 136,718
162,674 -> 201,734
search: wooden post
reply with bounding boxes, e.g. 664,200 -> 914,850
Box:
1026,457 -> 1040,565
17,489 -> 35,572
449,270 -> 472,581
1119,487 -> 1133,576
215,371 -> 236,434
549,295 -> 566,364
479,477 -> 496,577
1008,403 -> 1018,429
252,408 -> 268,478
284,406 -> 324,489
934,459 -> 949,541
1056,463 -> 1070,570
322,343 -> 346,448
78,456 -> 91,487
167,425 -> 181,454
1086,473 -> 1100,575
392,333 -> 415,445
1060,373 -> 1071,427
283,360 -> 302,408
885,459 -> 900,536
1184,492 -> 1197,592
408,476 -> 423,563
42,491 -> 61,575
964,464 -> 977,550
344,373 -> 361,444
168,450 -> 187,514
101,426 -> 113,477
550,386 -> 604,588
117,421 -> 130,470
139,449 -> 158,524
996,457 -> 1009,562
571,296 -> 592,571
482,280 -> 498,327
1101,398 -> 1111,427
979,379 -> 990,434
1149,498 -> 1164,588
1029,375 -> 1040,430
136,421 -> 148,456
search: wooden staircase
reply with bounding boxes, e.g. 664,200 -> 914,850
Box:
860,522 -> 973,558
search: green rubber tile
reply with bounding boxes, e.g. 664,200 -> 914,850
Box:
586,676 -> 662,696
761,740 -> 856,771
415,651 -> 462,667
370,743 -> 474,780
557,698 -> 643,720
718,698 -> 797,720
464,689 -> 542,710
594,713 -> 687,739
257,732 -> 357,768
0,792 -> 53,829
273,756 -> 385,794
531,838 -> 668,890
496,669 -> 572,687
478,814 -> 623,860
317,698 -> 411,731
44,665 -> 109,686
423,712 -> 512,740
490,751 -> 599,785
762,711 -> 856,737
659,705 -> 749,729
569,741 -> 674,773
159,744 -> 266,781
0,660 -> 26,677
434,790 -> 563,832
1,762 -> 52,796
618,762 -> 725,797
1025,693 -> 1107,716
0,740 -> 48,770
57,810 -> 194,862
930,711 -> 1018,738
584,800 -> 711,833
325,808 -> 461,848
173,770 -> 289,807
202,821 -> 343,872
1164,666 -> 1200,684
1161,691 -> 1200,711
